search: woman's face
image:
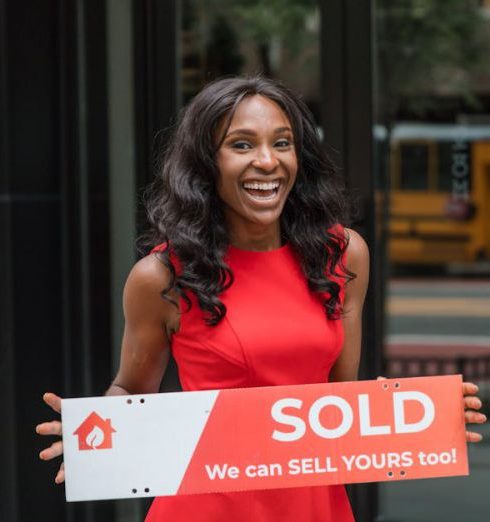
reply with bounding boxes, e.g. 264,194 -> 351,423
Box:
216,95 -> 298,236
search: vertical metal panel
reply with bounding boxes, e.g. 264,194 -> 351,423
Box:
57,3 -> 79,522
85,0 -> 112,399
75,1 -> 95,516
320,0 -> 345,160
106,4 -> 141,519
320,1 -> 381,521
76,0 -> 93,396
133,0 -> 179,192
0,0 -> 18,518
75,1 -> 113,520
107,0 -> 137,377
320,0 -> 380,378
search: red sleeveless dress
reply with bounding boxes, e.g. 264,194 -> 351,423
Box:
146,238 -> 354,521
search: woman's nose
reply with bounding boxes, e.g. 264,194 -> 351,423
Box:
252,146 -> 279,172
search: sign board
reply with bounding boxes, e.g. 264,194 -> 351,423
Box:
62,375 -> 468,502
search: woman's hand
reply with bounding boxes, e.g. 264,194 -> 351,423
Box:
36,392 -> 65,484
463,382 -> 486,443
377,377 -> 486,442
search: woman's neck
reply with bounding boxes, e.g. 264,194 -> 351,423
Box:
228,221 -> 283,252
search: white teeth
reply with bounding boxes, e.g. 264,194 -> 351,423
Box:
242,181 -> 280,190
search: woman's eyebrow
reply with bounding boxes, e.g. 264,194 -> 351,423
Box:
225,126 -> 293,137
225,128 -> 256,137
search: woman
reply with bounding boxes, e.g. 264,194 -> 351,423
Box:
38,77 -> 485,521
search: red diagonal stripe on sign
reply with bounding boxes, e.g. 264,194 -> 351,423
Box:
177,376 -> 468,495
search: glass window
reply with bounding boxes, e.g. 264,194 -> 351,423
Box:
399,143 -> 429,190
375,0 -> 490,520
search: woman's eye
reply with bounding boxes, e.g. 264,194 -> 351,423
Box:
275,139 -> 292,148
231,141 -> 252,150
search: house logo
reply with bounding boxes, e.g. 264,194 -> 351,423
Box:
73,411 -> 116,450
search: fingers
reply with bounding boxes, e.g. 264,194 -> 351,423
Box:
43,392 -> 62,414
39,440 -> 63,461
464,398 -> 486,443
36,420 -> 62,437
464,396 -> 482,411
462,382 -> 479,396
462,383 -> 486,441
39,393 -> 65,482
55,462 -> 65,484
466,430 -> 483,443
465,410 -> 487,425
376,376 -> 387,381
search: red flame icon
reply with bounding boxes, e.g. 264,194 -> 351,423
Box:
74,412 -> 116,450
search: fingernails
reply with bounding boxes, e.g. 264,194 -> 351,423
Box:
481,414 -> 487,423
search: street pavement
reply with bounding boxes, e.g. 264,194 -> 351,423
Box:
378,278 -> 490,522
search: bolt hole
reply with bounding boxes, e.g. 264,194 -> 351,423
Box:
132,488 -> 137,494
140,398 -> 145,404
144,487 -> 150,493
382,383 -> 389,390
387,471 -> 394,478
400,470 -> 406,476
394,382 -> 400,389
127,399 -> 132,405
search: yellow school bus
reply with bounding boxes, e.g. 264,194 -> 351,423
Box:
386,124 -> 490,265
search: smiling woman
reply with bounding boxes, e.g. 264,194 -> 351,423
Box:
135,78 -> 359,522
37,76 -> 486,522
216,95 -> 298,249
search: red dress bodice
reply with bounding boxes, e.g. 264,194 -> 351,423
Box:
146,238 -> 354,522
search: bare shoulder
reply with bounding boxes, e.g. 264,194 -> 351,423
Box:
344,227 -> 370,274
343,228 -> 369,308
124,252 -> 171,295
123,253 -> 179,329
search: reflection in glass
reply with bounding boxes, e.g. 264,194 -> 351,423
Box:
376,2 -> 490,521
181,0 -> 321,118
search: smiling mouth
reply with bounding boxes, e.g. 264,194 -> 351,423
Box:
242,180 -> 281,200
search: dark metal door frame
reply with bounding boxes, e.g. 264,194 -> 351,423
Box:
320,1 -> 382,520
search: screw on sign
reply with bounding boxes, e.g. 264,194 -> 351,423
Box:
73,411 -> 116,450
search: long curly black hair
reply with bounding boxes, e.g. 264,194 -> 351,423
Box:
144,76 -> 354,325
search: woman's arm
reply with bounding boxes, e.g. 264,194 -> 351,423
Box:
329,227 -> 370,383
107,253 -> 180,395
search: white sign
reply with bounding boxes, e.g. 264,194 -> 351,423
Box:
62,391 -> 218,501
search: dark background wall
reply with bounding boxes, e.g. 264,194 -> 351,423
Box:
1,1 -> 112,520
